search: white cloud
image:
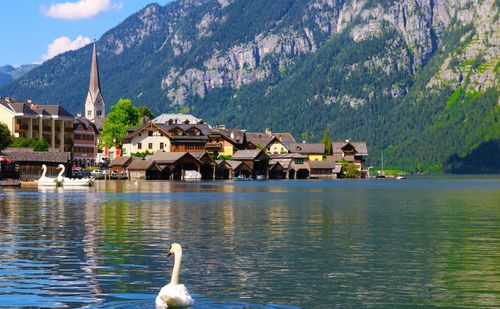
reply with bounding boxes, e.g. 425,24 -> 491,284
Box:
42,35 -> 91,61
41,0 -> 123,20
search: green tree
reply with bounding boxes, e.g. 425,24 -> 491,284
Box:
11,137 -> 48,151
138,106 -> 154,121
340,159 -> 360,178
100,98 -> 141,148
320,129 -> 332,155
0,122 -> 12,150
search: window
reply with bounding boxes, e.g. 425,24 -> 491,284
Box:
295,159 -> 304,164
87,110 -> 92,117
97,111 -> 102,116
148,131 -> 153,136
160,143 -> 164,149
148,143 -> 153,149
138,143 -> 142,150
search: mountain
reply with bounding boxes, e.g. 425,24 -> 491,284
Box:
0,64 -> 39,87
1,0 -> 499,173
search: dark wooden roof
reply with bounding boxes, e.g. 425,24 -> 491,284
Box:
2,148 -> 70,163
232,149 -> 270,161
289,143 -> 325,154
309,161 -> 342,172
110,156 -> 132,167
332,141 -> 368,156
127,159 -> 160,171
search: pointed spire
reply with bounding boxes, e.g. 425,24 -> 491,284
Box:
88,39 -> 101,101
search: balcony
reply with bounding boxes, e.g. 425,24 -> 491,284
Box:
205,142 -> 223,150
14,124 -> 29,131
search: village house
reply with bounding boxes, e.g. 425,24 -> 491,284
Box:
231,149 -> 270,179
73,117 -> 99,167
329,140 -> 369,173
269,153 -> 310,179
127,159 -> 162,180
309,161 -> 343,179
109,156 -> 133,174
149,150 -> 202,180
122,121 -> 212,156
205,128 -> 238,158
245,128 -> 296,154
0,98 -> 74,152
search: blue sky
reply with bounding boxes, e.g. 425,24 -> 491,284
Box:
0,0 -> 170,66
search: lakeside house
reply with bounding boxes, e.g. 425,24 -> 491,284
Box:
231,149 -> 270,179
329,140 -> 368,173
73,117 -> 99,167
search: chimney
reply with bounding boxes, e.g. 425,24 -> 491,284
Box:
219,124 -> 226,129
77,113 -> 82,118
230,131 -> 234,139
27,98 -> 32,104
265,128 -> 272,136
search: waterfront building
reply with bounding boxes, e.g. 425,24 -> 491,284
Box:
0,98 -> 74,152
73,117 -> 99,167
329,140 -> 368,172
206,128 -> 238,158
231,149 -> 270,179
122,121 -> 211,156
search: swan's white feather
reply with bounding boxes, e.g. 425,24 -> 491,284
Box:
155,283 -> 193,308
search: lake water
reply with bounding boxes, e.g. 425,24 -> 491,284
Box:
0,177 -> 499,308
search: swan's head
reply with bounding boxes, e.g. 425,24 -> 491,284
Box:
167,243 -> 182,257
42,164 -> 47,169
56,164 -> 65,170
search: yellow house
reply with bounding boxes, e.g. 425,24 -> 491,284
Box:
206,128 -> 238,158
289,142 -> 325,161
0,98 -> 74,152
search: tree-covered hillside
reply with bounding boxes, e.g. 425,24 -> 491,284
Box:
1,0 -> 498,173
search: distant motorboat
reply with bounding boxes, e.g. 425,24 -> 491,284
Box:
255,175 -> 266,180
183,170 -> 201,180
396,174 -> 407,180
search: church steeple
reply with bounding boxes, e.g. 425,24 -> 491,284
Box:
85,38 -> 105,130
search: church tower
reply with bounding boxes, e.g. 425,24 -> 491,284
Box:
85,39 -> 105,130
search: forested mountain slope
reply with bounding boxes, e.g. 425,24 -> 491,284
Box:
1,0 -> 499,172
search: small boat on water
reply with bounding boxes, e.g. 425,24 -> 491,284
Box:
183,170 -> 202,180
396,174 -> 407,180
255,175 -> 266,180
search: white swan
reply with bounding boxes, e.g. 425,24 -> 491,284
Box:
156,243 -> 194,308
56,164 -> 94,186
38,164 -> 58,186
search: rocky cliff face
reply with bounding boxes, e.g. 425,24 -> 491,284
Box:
96,0 -> 493,106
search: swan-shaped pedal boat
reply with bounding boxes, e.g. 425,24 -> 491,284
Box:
156,243 -> 194,308
56,164 -> 94,186
38,164 -> 58,187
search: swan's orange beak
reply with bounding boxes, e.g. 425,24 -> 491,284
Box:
167,251 -> 173,257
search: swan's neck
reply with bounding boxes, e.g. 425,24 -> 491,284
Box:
170,252 -> 182,285
57,166 -> 65,179
41,165 -> 47,178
